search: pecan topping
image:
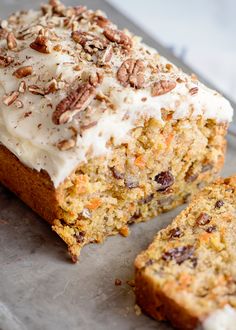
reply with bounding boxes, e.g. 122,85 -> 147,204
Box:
52,83 -> 96,125
18,81 -> 26,93
7,32 -> 17,50
189,87 -> 198,95
57,138 -> 76,151
71,31 -> 107,54
151,80 -> 176,97
205,225 -> 217,233
89,72 -> 103,87
0,55 -> 14,67
30,35 -> 51,54
98,45 -> 113,65
13,66 -> 33,79
162,245 -> 195,265
3,91 -> 19,106
117,59 -> 145,89
93,15 -> 110,28
196,213 -> 212,226
103,28 -> 132,49
28,81 -> 57,96
28,85 -> 46,96
215,200 -> 224,209
154,171 -> 174,192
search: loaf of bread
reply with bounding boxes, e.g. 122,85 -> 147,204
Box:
0,0 -> 233,261
135,176 -> 236,330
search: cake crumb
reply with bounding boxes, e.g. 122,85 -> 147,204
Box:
134,304 -> 142,316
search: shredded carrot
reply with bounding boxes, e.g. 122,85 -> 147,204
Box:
134,155 -> 146,169
76,174 -> 88,194
86,198 -> 102,210
199,232 -> 210,242
165,133 -> 174,148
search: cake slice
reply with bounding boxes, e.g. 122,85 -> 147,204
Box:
0,0 -> 233,261
135,176 -> 236,329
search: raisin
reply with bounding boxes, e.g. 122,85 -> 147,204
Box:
196,213 -> 211,226
75,231 -> 85,243
162,245 -> 195,265
154,171 -> 174,192
145,259 -> 155,266
215,200 -> 224,209
138,194 -> 154,205
128,211 -> 141,224
168,227 -> 183,239
109,166 -> 125,180
205,225 -> 217,233
201,163 -> 213,173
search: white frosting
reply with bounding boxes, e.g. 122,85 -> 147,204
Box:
203,305 -> 236,330
0,4 -> 233,187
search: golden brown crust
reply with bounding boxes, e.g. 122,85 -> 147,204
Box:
0,144 -> 59,223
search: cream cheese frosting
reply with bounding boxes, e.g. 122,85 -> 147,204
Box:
202,305 -> 236,330
0,1 -> 233,187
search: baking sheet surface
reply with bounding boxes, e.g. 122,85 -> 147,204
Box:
0,1 -> 235,329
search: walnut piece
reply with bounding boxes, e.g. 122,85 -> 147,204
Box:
103,28 -> 132,50
13,66 -> 33,79
57,138 -> 76,151
117,59 -> 145,89
52,83 -> 96,125
151,80 -> 176,97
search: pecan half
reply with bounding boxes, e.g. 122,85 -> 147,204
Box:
13,66 -> 33,79
189,87 -> 198,95
151,80 -> 176,97
103,28 -> 132,50
0,55 -> 14,67
30,35 -> 51,54
7,32 -> 17,50
52,83 -> 96,125
117,59 -> 145,89
3,91 -> 19,106
71,31 -> 107,54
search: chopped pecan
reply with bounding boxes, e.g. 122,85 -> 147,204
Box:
117,59 -> 145,89
3,91 -> 19,106
93,15 -> 110,28
75,231 -> 86,243
52,83 -> 96,125
30,35 -> 51,54
98,45 -> 113,65
0,55 -> 14,67
151,80 -> 176,97
71,31 -> 107,54
7,32 -> 17,50
189,87 -> 198,95
103,27 -> 132,50
28,85 -> 46,96
18,81 -> 27,93
205,225 -> 217,233
162,245 -> 195,265
13,66 -> 33,79
196,213 -> 212,226
154,171 -> 174,192
57,138 -> 76,151
89,72 -> 103,87
74,6 -> 87,16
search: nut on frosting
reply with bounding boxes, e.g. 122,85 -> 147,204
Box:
0,0 -> 233,187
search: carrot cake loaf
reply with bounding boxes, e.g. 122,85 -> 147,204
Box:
0,0 -> 233,261
135,176 -> 236,329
